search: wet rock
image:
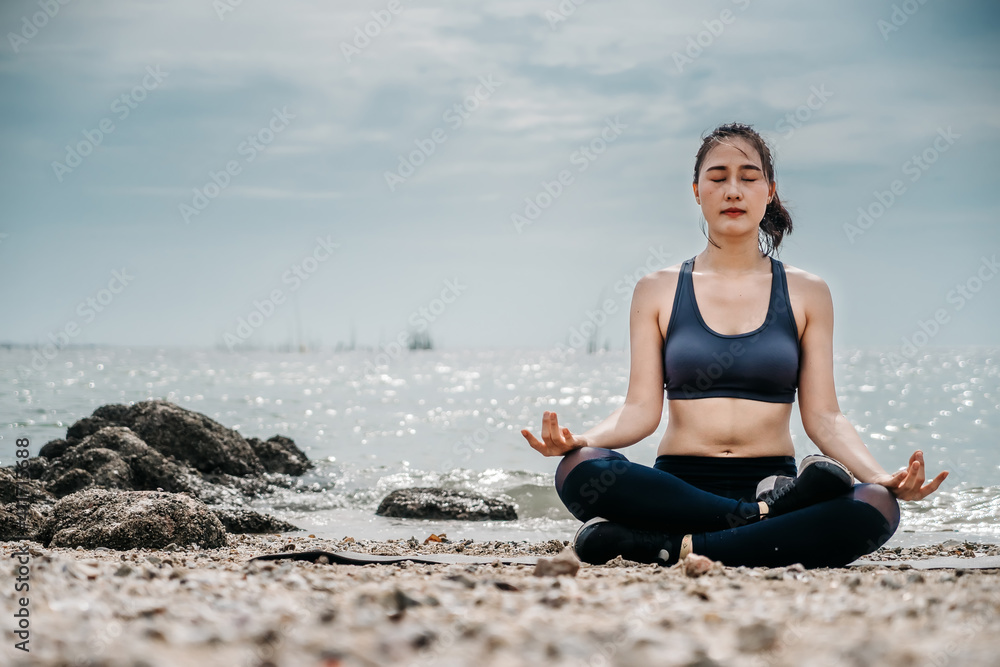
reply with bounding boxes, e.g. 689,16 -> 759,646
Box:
46,468 -> 95,498
44,488 -> 227,550
195,472 -> 271,499
18,456 -> 51,481
246,436 -> 311,475
95,400 -> 264,477
0,503 -> 49,541
210,507 -> 299,534
90,403 -> 132,424
52,402 -> 312,486
0,467 -> 55,505
39,439 -> 74,459
66,415 -> 114,441
533,546 -> 581,577
41,427 -> 192,498
375,487 -> 517,521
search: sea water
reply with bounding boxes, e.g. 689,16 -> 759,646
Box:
3,345 -> 998,548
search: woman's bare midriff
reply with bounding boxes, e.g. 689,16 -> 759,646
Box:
656,396 -> 795,458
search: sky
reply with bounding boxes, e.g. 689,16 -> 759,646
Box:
1,0 -> 998,355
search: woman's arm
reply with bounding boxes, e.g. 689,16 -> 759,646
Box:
796,274 -> 947,499
523,274 -> 666,456
579,275 -> 666,448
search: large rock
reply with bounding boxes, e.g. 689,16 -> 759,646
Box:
66,415 -> 115,441
40,427 -> 192,498
59,401 -> 313,481
210,507 -> 299,534
5,401 -> 314,543
0,503 -> 49,542
376,487 -> 518,521
79,401 -> 264,477
44,489 -> 227,550
90,403 -> 132,424
39,439 -> 73,459
47,468 -> 95,498
0,467 -> 55,505
246,435 -> 312,475
0,467 -> 54,541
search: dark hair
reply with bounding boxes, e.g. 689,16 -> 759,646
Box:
692,122 -> 793,256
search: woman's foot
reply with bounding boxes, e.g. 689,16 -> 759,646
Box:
756,454 -> 854,518
573,517 -> 688,566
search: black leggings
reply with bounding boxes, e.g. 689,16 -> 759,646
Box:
555,447 -> 901,568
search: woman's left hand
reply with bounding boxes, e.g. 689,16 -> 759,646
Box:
871,450 -> 948,501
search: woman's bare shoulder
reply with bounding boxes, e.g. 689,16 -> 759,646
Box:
634,262 -> 684,302
642,260 -> 686,283
781,261 -> 830,293
781,261 -> 835,334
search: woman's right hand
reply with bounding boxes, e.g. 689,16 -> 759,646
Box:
521,411 -> 588,457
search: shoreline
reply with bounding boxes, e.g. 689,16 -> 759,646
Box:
4,535 -> 999,666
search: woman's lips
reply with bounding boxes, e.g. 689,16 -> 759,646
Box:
722,210 -> 744,216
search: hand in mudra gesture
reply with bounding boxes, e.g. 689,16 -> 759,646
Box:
521,410 -> 588,457
871,449 -> 948,501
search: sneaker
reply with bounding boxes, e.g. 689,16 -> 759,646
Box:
755,474 -> 795,500
755,454 -> 854,518
572,517 -> 678,566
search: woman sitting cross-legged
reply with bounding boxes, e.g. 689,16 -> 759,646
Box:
520,122 -> 947,569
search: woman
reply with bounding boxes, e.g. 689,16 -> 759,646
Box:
520,122 -> 948,569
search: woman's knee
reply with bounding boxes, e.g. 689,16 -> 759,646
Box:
555,447 -> 625,489
850,483 -> 901,528
554,447 -> 628,512
844,484 -> 901,553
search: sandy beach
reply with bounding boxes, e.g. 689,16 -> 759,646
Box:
3,534 -> 999,667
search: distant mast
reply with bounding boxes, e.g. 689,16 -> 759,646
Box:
293,292 -> 306,353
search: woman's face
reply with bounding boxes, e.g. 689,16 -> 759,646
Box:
693,137 -> 776,235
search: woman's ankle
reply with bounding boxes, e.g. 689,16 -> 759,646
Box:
679,534 -> 693,559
